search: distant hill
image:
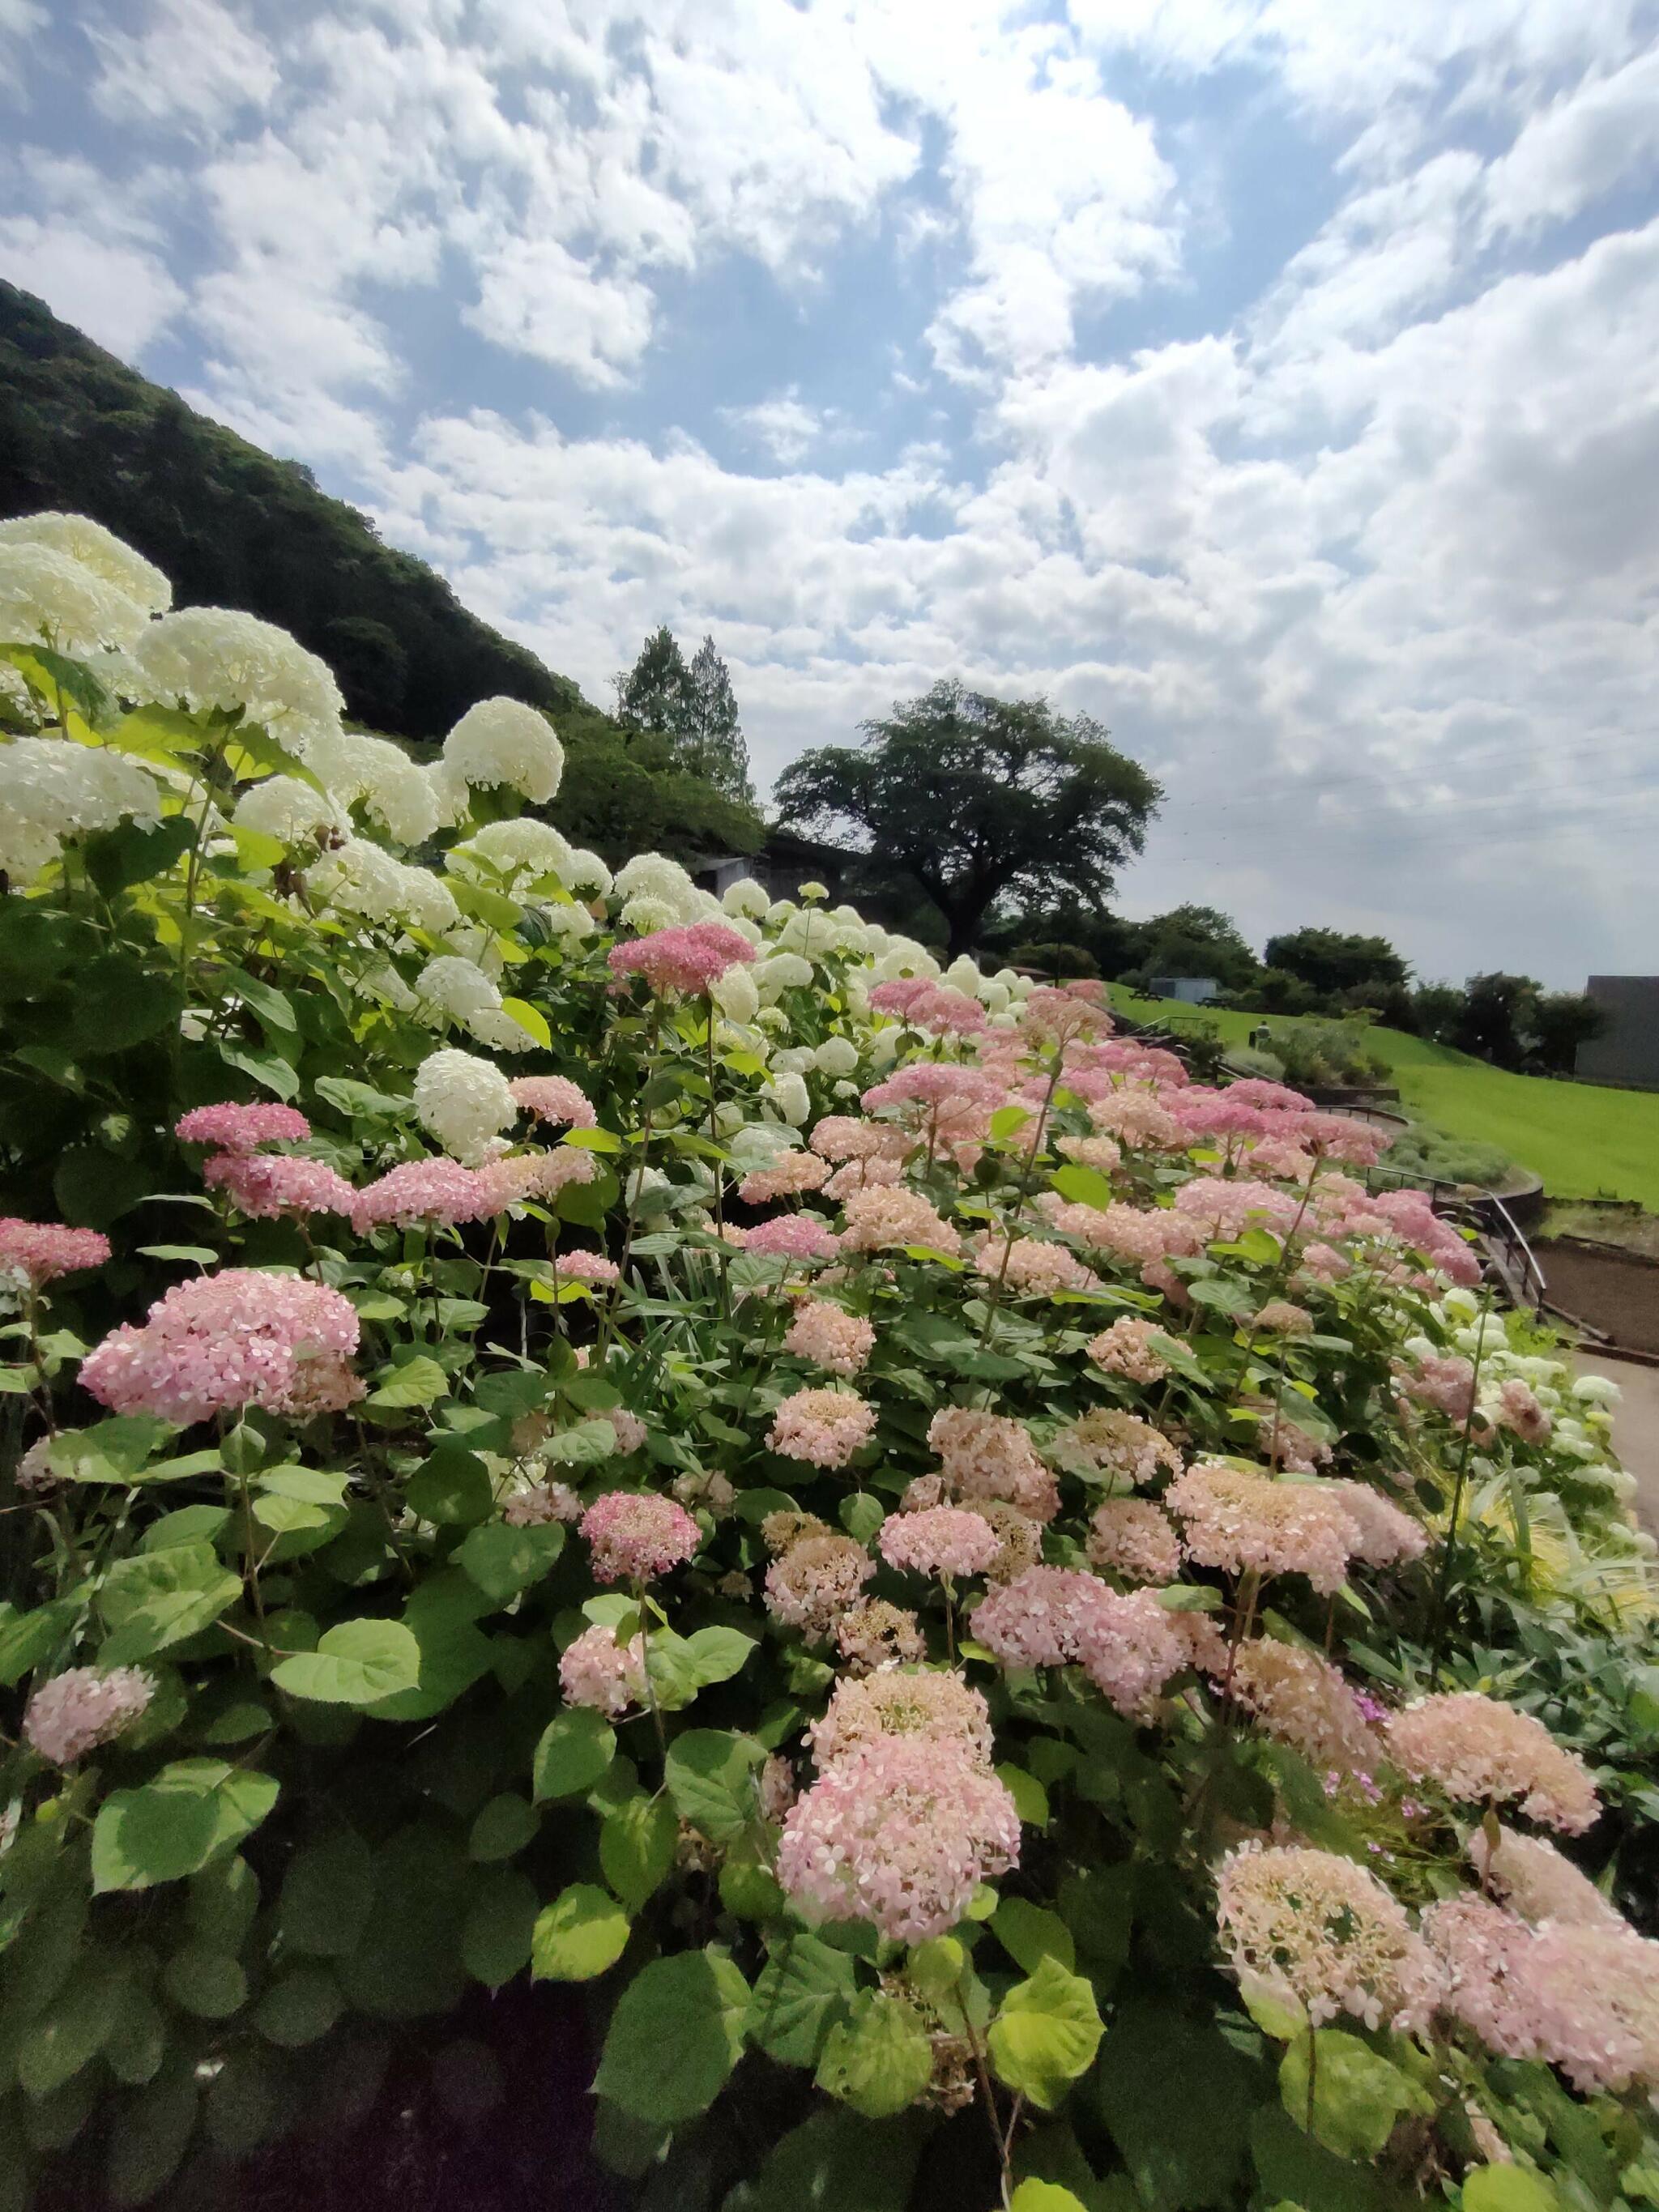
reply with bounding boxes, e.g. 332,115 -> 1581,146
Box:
0,284 -> 765,859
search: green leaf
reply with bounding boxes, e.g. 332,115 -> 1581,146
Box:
838,1492 -> 885,1546
532,1707 -> 616,1800
406,1441 -> 493,1527
747,1936 -> 857,2066
365,1353 -> 451,1413
1099,2000 -> 1264,2212
1250,2103 -> 1390,2212
92,1760 -> 279,1892
1463,2169 -> 1561,2212
46,1415 -> 171,1484
592,1948 -> 749,2125
469,1793 -> 539,1863
991,1104 -> 1033,1140
70,953 -> 181,1054
1051,1163 -> 1117,1212
97,1542 -> 242,1665
993,1897 -> 1075,1974
255,1966 -> 343,2048
665,1728 -> 765,1843
163,1944 -> 248,2019
684,1626 -> 758,1686
498,995 -> 551,1047
18,1964 -> 120,2099
1279,2030 -> 1425,2162
817,1989 -> 932,2119
257,1465 -> 349,1507
723,2106 -> 924,2212
270,1619 -> 420,1704
53,1145 -> 152,1229
105,2055 -> 198,2209
530,1883 -> 630,1982
457,1519 -> 564,1603
1010,2187 -> 1091,2212
987,1957 -> 1104,2112
188,1853 -> 259,1950
219,964 -> 296,1033
278,1831 -> 373,1957
462,1869 -> 539,1988
599,1793 -> 678,1911
0,1597 -> 81,1686
996,1762 -> 1051,1830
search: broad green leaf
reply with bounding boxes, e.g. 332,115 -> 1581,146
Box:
1051,1163 -> 1116,1212
45,1415 -> 171,1484
97,1541 -> 241,1665
462,1869 -> 539,1988
592,1947 -> 749,2125
1464,2167 -> 1561,2212
747,1936 -> 857,2066
599,1793 -> 677,1910
532,1707 -> 616,1800
92,1760 -> 279,1892
723,2106 -> 924,2212
406,1443 -> 493,1525
255,1966 -> 343,2048
457,1519 -> 564,1604
0,1597 -> 81,1686
996,1763 -> 1051,1831
188,1854 -> 259,1950
498,995 -> 551,1047
1099,1998 -> 1264,2212
257,1465 -> 349,1507
664,1728 -> 765,1843
270,1619 -> 420,1704
104,2054 -> 198,2209
1010,2187 -> 1092,2212
993,1897 -> 1074,1974
838,1492 -> 885,1546
162,1944 -> 247,2019
987,1957 -> 1103,2112
469,1793 -> 539,1863
1280,2030 -> 1426,2161
70,953 -> 181,1054
530,1883 -> 630,1982
278,1831 -> 373,1957
816,1989 -> 932,2119
17,1963 -> 121,2099
364,1353 -> 450,1413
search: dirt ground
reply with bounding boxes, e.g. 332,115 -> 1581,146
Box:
1539,1239 -> 1659,1357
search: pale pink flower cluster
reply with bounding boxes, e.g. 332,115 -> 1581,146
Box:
0,1218 -> 112,1286
555,1250 -> 620,1284
176,1102 -> 310,1153
1226,1640 -> 1383,1777
559,1623 -> 648,1716
81,1268 -> 362,1425
607,919 -> 756,995
23,1665 -> 154,1764
1056,1408 -> 1182,1490
879,1506 -> 1000,1579
834,1597 -> 926,1673
354,1157 -> 495,1230
928,1406 -> 1059,1522
608,1409 -> 648,1453
767,1385 -> 876,1467
973,1566 -> 1185,1715
472,1149 -> 597,1212
509,1075 -> 597,1129
1491,1377 -> 1552,1446
1365,1189 -> 1484,1287
1400,1353 -> 1478,1421
776,1735 -> 1020,1942
1086,1315 -> 1170,1383
578,1490 -> 700,1583
1171,1177 -> 1298,1243
783,1298 -> 876,1376
1166,1461 -> 1360,1596
1020,982 -> 1111,1045
1423,1894 -> 1537,2058
1386,1692 -> 1600,1834
203,1151 -> 357,1221
808,1669 -> 994,1771
1218,1844 -> 1439,2031
1253,1300 -> 1313,1336
978,1236 -> 1100,1296
764,1533 -> 874,1637
808,1115 -> 910,1164
1087,1090 -> 1186,1149
1223,1078 -> 1316,1113
503,1481 -> 582,1526
838,1186 -> 961,1257
1087,1498 -> 1183,1584
736,1213 -> 839,1262
1263,1417 -> 1333,1477
1469,1826 -> 1623,1932
868,978 -> 988,1036
1056,1133 -> 1122,1174
1326,1481 -> 1430,1567
975,1501 -> 1044,1582
739,1149 -> 831,1204
1048,1200 -> 1203,1274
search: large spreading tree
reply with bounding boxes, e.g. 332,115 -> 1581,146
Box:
773,680 -> 1161,957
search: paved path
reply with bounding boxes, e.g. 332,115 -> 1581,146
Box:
1574,1349 -> 1659,1536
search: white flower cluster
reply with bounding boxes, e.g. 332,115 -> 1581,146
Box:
0,662 -> 38,727
450,816 -> 574,889
442,697 -> 564,804
721,877 -> 770,920
415,954 -> 535,1055
0,737 -> 162,882
612,850 -> 708,931
132,607 -> 344,752
0,542 -> 155,658
305,837 -> 458,934
305,731 -> 441,846
235,774 -> 344,847
0,513 -> 170,618
413,1046 -> 518,1162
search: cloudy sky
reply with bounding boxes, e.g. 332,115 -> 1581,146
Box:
6,1 -> 1659,985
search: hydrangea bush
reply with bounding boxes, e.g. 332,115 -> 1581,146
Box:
2,518 -> 1657,2211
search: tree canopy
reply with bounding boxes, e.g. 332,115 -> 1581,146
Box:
773,680 -> 1161,956
1263,926 -> 1410,997
616,625 -> 753,804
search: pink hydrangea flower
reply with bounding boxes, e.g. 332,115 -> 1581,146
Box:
838,1186 -> 962,1257
1218,1843 -> 1440,2033
509,1076 -> 597,1129
470,1146 -> 598,1213
176,1102 -> 311,1154
0,1219 -> 112,1287
608,1408 -> 648,1453
1325,1481 -> 1430,1567
767,1385 -> 876,1467
503,1481 -> 582,1526
559,1624 -> 648,1716
554,1250 -> 621,1285
808,1669 -> 994,1771
203,1152 -> 357,1220
777,1737 -> 1020,1942
738,1150 -> 831,1204
1386,1691 -> 1600,1834
608,920 -> 756,995
739,1213 -> 840,1262
23,1666 -> 154,1764
808,1116 -> 909,1164
80,1269 -> 362,1426
1165,1461 -> 1361,1596
353,1158 -> 494,1230
764,1534 -> 874,1636
1087,1498 -> 1183,1584
927,1406 -> 1059,1522
782,1299 -> 876,1376
1086,1315 -> 1170,1383
878,1506 -> 1000,1579
579,1490 -> 700,1583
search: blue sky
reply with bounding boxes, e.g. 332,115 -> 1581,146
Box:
6,0 -> 1659,985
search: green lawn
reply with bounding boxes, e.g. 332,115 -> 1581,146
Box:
1107,987 -> 1659,1210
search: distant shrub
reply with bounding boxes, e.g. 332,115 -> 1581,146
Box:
1385,1123 -> 1520,1191
1009,939 -> 1098,977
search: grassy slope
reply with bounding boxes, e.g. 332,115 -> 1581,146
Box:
1107,987 -> 1659,1209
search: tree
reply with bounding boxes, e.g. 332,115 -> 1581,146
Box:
1412,983 -> 1466,1044
1132,905 -> 1259,992
1453,974 -> 1541,1068
615,625 -> 691,740
681,635 -> 753,803
1532,991 -> 1607,1076
773,681 -> 1160,957
1263,927 -> 1410,997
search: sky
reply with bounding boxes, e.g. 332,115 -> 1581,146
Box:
5,1 -> 1659,987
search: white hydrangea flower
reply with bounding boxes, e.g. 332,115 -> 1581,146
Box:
0,514 -> 170,617
868,1026 -> 903,1067
0,662 -> 39,727
710,965 -> 760,1023
765,899 -> 796,927
234,774 -> 343,846
540,900 -> 595,941
981,980 -> 1012,1015
425,758 -> 473,829
770,1046 -> 814,1075
753,952 -> 812,1001
1572,1373 -> 1622,1406
413,1047 -> 518,1163
812,1035 -> 859,1076
620,894 -> 682,933
798,879 -> 828,901
305,837 -> 458,933
613,852 -> 698,918
416,954 -> 502,1022
442,697 -> 563,803
762,1071 -> 811,1127
0,736 -> 163,883
722,877 -> 770,919
0,543 -> 152,658
562,847 -> 612,897
464,1008 -> 538,1054
305,731 -> 440,846
943,956 -> 983,995
449,817 -> 573,890
131,608 -> 344,751
833,1079 -> 860,1098
1439,1288 -> 1482,1319
874,938 -> 940,982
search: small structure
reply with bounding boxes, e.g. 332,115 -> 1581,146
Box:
1576,977 -> 1659,1091
692,830 -> 853,907
1145,975 -> 1219,1005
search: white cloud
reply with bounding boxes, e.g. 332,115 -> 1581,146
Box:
720,391 -> 838,465
1482,49 -> 1659,237
88,0 -> 279,135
